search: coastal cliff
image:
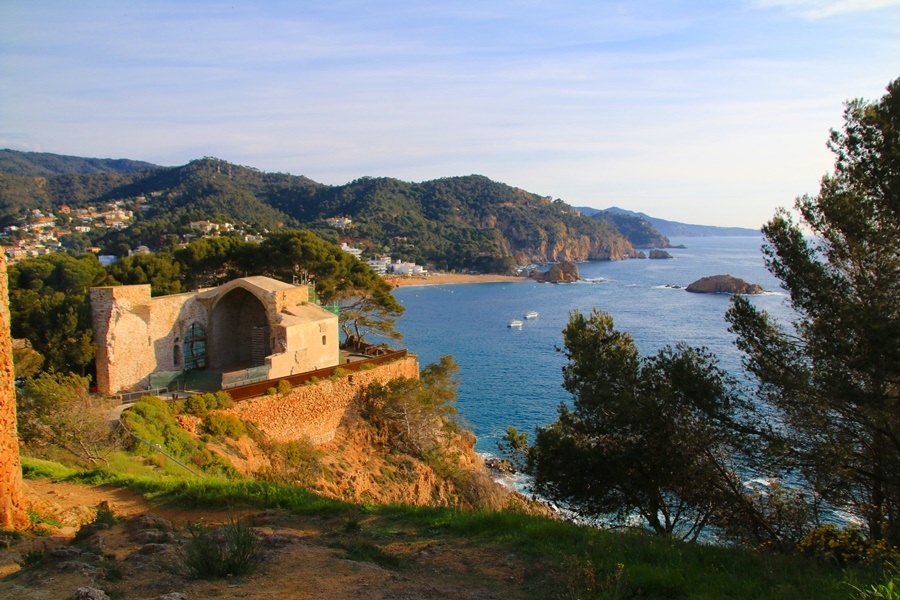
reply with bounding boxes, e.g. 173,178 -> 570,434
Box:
534,261 -> 580,283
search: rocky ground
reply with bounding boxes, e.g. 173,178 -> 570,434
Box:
1,478 -> 556,600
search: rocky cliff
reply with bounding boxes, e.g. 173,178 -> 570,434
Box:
534,261 -> 580,283
0,250 -> 27,530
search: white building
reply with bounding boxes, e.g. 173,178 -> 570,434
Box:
340,242 -> 363,259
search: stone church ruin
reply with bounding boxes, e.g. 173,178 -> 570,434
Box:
91,276 -> 340,396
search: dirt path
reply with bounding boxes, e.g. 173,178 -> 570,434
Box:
0,479 -> 548,599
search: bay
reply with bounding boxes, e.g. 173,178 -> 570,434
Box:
393,236 -> 795,455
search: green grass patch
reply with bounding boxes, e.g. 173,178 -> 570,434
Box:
20,456 -> 78,480
12,460 -> 885,599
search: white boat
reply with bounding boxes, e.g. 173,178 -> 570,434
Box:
508,319 -> 523,328
524,311 -> 539,319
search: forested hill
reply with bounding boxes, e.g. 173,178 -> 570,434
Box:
0,151 -> 646,272
0,149 -> 159,176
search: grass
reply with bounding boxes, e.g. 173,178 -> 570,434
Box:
20,456 -> 886,599
175,517 -> 258,579
20,456 -> 78,480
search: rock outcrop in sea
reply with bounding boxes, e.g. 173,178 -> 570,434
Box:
686,274 -> 764,295
533,261 -> 580,283
649,250 -> 673,259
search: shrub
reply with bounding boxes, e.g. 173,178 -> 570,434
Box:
212,391 -> 234,410
256,437 -> 323,486
266,387 -> 278,396
175,517 -> 258,579
277,379 -> 292,394
797,524 -> 900,566
183,394 -> 209,416
203,411 -> 246,438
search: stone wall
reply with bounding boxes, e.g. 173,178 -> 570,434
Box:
233,356 -> 420,445
0,250 -> 27,529
91,279 -> 338,395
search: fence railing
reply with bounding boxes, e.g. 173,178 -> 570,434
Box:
119,387 -> 168,404
225,349 -> 410,402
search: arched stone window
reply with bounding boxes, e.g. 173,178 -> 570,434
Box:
184,322 -> 207,370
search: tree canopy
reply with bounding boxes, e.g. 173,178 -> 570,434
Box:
505,310 -> 752,540
727,76 -> 900,545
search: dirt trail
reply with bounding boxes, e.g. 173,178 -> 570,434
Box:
0,479 -> 544,599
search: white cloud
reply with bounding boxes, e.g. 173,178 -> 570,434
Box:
751,0 -> 900,18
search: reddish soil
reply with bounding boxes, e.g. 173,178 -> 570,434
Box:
0,479 -> 556,599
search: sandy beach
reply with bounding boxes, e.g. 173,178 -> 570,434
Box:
386,273 -> 529,288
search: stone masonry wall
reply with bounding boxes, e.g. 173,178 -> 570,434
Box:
0,250 -> 27,529
233,356 -> 420,445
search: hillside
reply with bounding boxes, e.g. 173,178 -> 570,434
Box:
577,205 -> 760,237
591,210 -> 670,248
0,151 -> 642,271
0,149 -> 158,176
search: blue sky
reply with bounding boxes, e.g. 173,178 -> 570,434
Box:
1,1 -> 898,228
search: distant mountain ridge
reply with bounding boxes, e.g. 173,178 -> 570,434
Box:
0,150 -> 643,271
0,149 -> 159,176
576,205 -> 760,237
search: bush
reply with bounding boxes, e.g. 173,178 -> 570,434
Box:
203,412 -> 246,438
277,379 -> 292,394
212,391 -> 234,410
256,438 -> 323,486
183,394 -> 209,416
797,524 -> 900,566
175,517 -> 258,579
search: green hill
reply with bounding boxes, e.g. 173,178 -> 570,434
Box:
0,152 -> 640,272
0,149 -> 159,176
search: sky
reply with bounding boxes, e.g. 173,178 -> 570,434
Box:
1,1 -> 898,228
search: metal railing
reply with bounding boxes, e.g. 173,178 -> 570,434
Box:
225,349 -> 411,402
119,387 -> 168,404
116,420 -> 205,479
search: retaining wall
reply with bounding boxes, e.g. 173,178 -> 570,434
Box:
232,355 -> 420,445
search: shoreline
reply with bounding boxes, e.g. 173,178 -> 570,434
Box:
386,273 -> 529,288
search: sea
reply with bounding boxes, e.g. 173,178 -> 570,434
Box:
392,236 -> 795,457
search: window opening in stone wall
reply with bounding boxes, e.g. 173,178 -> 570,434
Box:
184,322 -> 207,370
322,335 -> 326,345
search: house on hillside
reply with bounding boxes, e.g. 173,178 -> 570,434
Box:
90,277 -> 339,395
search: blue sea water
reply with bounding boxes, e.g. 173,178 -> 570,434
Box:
392,237 -> 796,455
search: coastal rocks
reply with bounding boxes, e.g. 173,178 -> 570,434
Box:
485,458 -> 516,475
686,274 -> 764,295
533,261 -> 580,283
648,250 -> 673,259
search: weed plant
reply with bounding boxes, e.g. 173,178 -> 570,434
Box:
175,516 -> 258,579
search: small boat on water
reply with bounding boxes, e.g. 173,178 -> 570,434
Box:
508,319 -> 523,328
524,311 -> 539,319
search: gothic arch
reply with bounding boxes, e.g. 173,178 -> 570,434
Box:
208,286 -> 270,369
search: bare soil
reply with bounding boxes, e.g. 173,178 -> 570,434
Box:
0,479 -> 556,600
